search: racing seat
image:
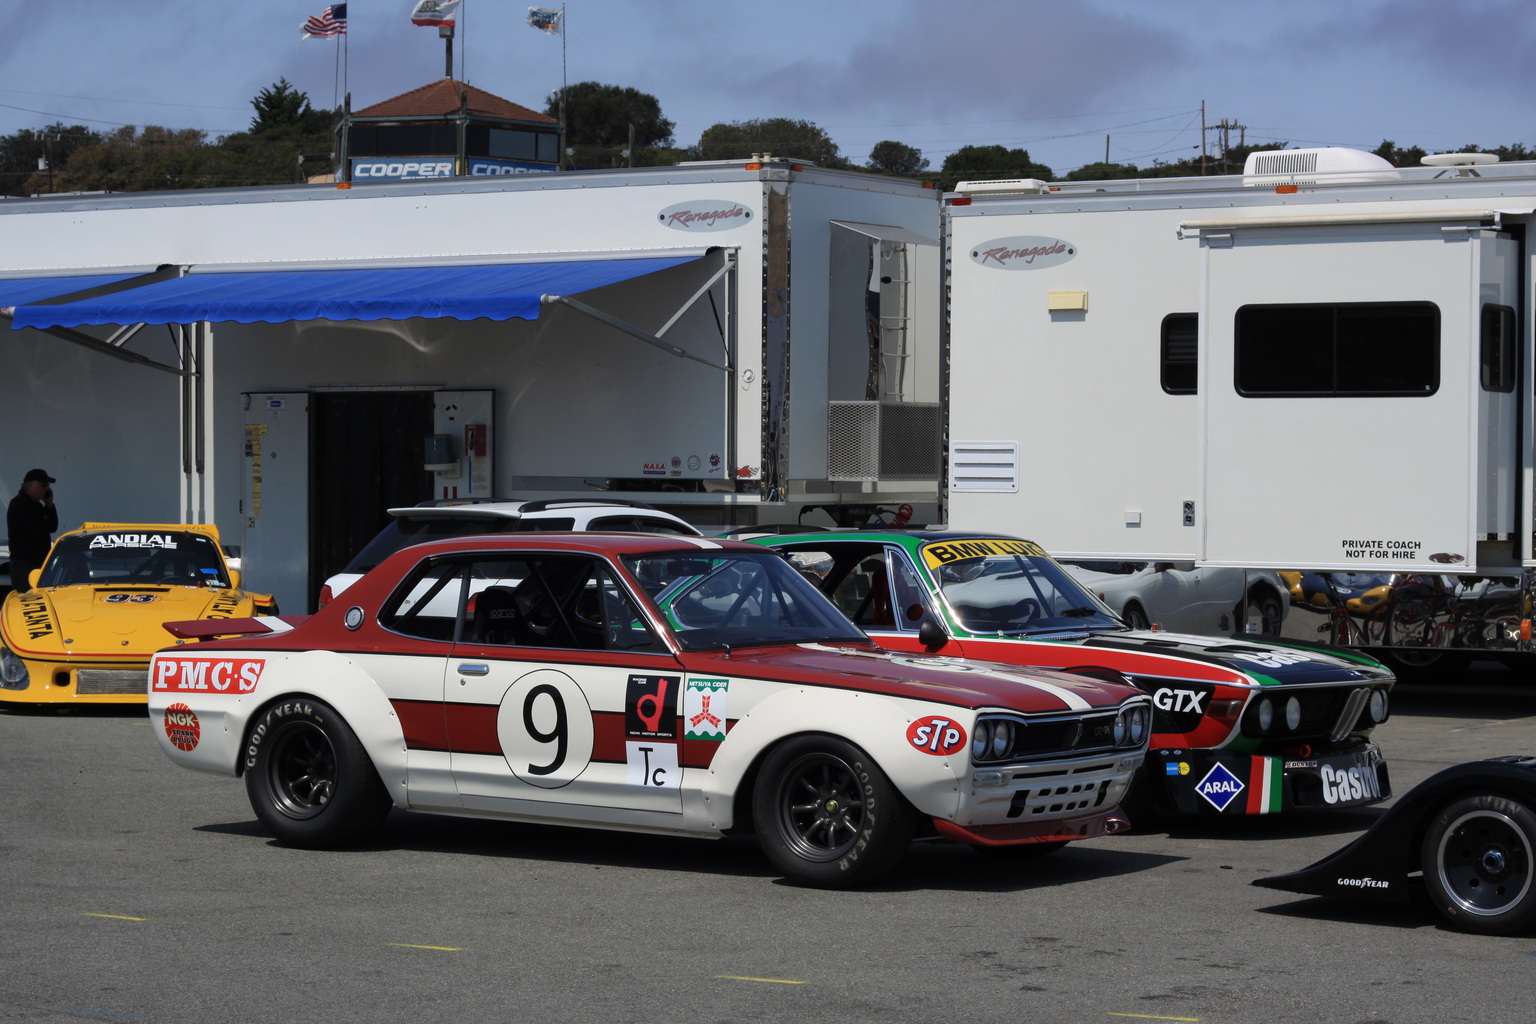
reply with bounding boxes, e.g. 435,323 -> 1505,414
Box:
471,586 -> 525,645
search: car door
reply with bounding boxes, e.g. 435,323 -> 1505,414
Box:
784,542 -> 942,656
441,552 -> 689,828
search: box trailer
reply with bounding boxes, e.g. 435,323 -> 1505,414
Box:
0,159 -> 943,611
943,148 -> 1536,675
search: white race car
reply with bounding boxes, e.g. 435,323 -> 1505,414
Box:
151,533 -> 1151,887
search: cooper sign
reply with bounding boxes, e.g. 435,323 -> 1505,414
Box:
970,236 -> 1076,270
658,200 -> 754,232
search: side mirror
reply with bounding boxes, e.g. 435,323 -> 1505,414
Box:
228,569 -> 242,589
28,569 -> 42,588
918,618 -> 949,651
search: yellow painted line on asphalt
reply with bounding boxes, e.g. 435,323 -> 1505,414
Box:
716,975 -> 806,985
387,943 -> 464,951
1108,1014 -> 1202,1022
82,913 -> 147,921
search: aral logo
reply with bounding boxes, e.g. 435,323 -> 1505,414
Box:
658,200 -> 754,232
1195,762 -> 1245,811
970,236 -> 1076,270
907,715 -> 966,756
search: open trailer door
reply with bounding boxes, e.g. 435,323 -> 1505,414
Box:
1191,212 -> 1520,572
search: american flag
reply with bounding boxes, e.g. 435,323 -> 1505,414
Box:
302,4 -> 347,39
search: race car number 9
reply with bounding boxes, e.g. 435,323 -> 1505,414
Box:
497,669 -> 595,789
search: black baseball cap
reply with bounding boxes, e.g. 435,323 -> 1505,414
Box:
23,468 -> 55,484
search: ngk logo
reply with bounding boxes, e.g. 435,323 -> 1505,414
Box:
907,715 -> 967,756
153,657 -> 264,693
164,703 -> 201,751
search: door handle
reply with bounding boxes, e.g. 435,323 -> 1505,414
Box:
457,663 -> 490,676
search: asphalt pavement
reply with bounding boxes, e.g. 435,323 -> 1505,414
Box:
4,659 -> 1536,1024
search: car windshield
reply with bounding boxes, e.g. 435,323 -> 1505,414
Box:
344,516 -> 518,573
920,538 -> 1122,635
39,530 -> 230,588
623,550 -> 866,651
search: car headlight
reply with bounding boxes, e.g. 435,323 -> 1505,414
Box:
0,648 -> 29,689
1284,695 -> 1302,731
990,720 -> 1015,759
972,717 -> 1020,762
1256,697 -> 1274,733
1113,712 -> 1127,746
1126,704 -> 1149,745
1368,688 -> 1389,723
972,720 -> 993,762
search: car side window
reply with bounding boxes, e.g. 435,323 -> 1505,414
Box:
460,555 -> 660,653
587,515 -> 695,536
887,551 -> 940,633
380,558 -> 470,643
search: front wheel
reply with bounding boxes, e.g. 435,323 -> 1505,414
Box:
1422,794 -> 1536,934
244,698 -> 391,849
752,735 -> 914,888
1121,603 -> 1151,630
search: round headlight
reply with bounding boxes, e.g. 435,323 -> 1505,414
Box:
1284,695 -> 1302,731
972,720 -> 992,761
1128,705 -> 1149,745
990,720 -> 1014,759
1113,712 -> 1128,746
0,648 -> 27,686
1256,697 -> 1274,732
1369,688 -> 1389,723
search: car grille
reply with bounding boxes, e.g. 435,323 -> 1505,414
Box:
1010,712 -> 1120,758
76,669 -> 147,695
1239,685 -> 1385,745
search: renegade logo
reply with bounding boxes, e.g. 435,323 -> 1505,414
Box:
153,657 -> 264,693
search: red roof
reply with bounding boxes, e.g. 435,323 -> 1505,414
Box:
353,79 -> 558,125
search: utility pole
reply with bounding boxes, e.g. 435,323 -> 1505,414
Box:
1200,100 -> 1207,176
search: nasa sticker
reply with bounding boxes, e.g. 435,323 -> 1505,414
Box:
164,703 -> 201,751
907,715 -> 967,756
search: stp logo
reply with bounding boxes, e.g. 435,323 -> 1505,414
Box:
164,703 -> 201,751
907,715 -> 967,756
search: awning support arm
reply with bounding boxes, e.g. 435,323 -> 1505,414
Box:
0,310 -> 187,376
539,294 -> 734,374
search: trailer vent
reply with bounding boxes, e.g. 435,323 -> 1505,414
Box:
828,401 -> 941,481
949,440 -> 1019,493
1242,147 -> 1400,187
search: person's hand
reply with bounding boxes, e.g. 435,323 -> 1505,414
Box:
42,487 -> 53,504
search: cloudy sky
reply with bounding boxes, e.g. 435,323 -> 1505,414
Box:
2,0 -> 1532,176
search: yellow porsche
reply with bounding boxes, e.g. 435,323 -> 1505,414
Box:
0,523 -> 277,705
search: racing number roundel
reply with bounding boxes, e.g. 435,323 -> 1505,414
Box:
496,669 -> 595,789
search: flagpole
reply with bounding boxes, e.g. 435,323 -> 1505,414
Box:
560,4 -> 568,169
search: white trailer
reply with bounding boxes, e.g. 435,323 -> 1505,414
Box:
0,160 -> 943,612
944,148 -> 1536,675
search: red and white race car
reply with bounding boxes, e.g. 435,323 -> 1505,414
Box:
149,534 -> 1151,887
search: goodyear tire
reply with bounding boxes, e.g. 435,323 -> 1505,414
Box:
1422,794 -> 1536,935
752,735 -> 914,888
244,698 -> 391,849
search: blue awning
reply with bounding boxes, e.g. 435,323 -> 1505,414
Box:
7,255 -> 702,330
0,272 -> 145,312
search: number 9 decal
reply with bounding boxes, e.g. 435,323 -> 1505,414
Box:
497,669 -> 594,789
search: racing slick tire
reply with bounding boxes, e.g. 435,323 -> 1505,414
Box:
752,734 -> 914,888
244,698 -> 391,849
1422,794 -> 1536,934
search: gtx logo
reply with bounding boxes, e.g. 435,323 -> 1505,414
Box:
1153,687 -> 1207,714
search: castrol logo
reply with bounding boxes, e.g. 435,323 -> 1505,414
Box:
164,703 -> 201,751
907,715 -> 967,756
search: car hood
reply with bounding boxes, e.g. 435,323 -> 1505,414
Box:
689,642 -> 1140,713
1074,630 -> 1392,685
2,585 -> 257,660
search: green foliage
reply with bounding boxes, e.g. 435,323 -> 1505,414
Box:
867,140 -> 928,176
0,122 -> 101,196
545,81 -> 674,149
693,118 -> 846,167
250,78 -> 313,132
1063,161 -> 1142,181
936,145 -> 1053,191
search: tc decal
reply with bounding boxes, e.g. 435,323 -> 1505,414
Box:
626,741 -> 680,790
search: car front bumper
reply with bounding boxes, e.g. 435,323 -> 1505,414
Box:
1153,741 -> 1389,814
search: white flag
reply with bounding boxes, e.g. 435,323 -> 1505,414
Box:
411,0 -> 461,28
527,7 -> 563,34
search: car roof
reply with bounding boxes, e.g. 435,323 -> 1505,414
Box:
386,499 -> 689,522
759,530 -> 1043,547
395,532 -> 753,560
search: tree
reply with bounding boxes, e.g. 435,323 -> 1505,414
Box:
1064,161 -> 1142,181
544,81 -> 674,149
54,125 -> 218,192
250,78 -> 314,132
867,140 -> 928,176
936,145 -> 1053,191
693,118 -> 845,167
0,122 -> 100,196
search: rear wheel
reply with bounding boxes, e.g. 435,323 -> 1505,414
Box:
244,698 -> 391,849
1121,603 -> 1151,630
752,735 -> 914,888
1246,590 -> 1284,637
1423,794 -> 1536,934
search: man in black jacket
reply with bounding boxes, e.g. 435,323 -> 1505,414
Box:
7,469 -> 58,594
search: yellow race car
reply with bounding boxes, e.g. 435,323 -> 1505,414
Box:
0,523 -> 276,705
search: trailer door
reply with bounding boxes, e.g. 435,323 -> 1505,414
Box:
242,392 -> 309,614
1194,214 -> 1519,572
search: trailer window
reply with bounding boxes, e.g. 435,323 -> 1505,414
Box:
1235,302 -> 1439,397
1482,304 -> 1516,393
1161,313 -> 1198,394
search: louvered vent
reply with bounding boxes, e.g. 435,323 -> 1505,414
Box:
828,401 -> 941,481
949,440 -> 1019,493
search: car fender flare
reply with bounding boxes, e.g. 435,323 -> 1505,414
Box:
698,686 -> 966,828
